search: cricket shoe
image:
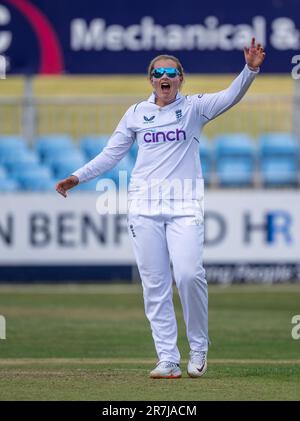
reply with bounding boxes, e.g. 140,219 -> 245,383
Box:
150,361 -> 182,379
187,351 -> 207,378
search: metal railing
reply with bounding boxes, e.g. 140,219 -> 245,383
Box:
0,93 -> 298,143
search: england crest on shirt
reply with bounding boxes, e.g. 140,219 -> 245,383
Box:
175,109 -> 182,120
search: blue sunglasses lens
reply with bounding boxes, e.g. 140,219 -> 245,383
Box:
152,68 -> 180,78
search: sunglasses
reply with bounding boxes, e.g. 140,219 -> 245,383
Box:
151,67 -> 181,79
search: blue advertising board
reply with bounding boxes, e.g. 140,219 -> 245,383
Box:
0,0 -> 299,74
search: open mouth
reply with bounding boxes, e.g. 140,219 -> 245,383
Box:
161,82 -> 171,93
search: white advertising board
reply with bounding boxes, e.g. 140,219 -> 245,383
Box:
0,191 -> 299,267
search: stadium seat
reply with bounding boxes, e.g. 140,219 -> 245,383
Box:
217,159 -> 254,187
22,177 -> 55,192
199,137 -> 212,185
15,167 -> 55,191
0,178 -> 19,192
259,132 -> 300,157
9,161 -> 48,180
214,133 -> 256,186
36,134 -> 75,160
261,158 -> 299,186
3,150 -> 40,171
54,160 -> 86,180
0,138 -> 29,166
0,166 -> 7,180
48,150 -> 86,175
80,135 -> 110,159
259,132 -> 300,186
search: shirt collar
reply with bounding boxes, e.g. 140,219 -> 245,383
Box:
147,91 -> 184,105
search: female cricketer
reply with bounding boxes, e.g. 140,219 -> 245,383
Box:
56,38 -> 265,379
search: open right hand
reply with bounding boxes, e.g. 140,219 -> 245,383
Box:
244,37 -> 266,71
55,175 -> 79,198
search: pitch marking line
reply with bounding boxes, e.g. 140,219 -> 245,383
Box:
0,358 -> 300,366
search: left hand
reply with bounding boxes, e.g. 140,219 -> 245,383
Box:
56,175 -> 79,198
244,37 -> 266,71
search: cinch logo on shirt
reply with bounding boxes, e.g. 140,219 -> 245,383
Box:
144,129 -> 186,143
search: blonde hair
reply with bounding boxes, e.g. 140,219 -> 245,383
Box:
147,55 -> 184,79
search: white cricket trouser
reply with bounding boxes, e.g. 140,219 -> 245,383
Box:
127,199 -> 208,364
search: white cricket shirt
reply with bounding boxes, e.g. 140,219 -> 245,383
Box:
73,65 -> 258,200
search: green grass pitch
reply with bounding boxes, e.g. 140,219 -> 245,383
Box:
0,283 -> 299,401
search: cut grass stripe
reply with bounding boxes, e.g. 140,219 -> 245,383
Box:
0,284 -> 299,294
0,358 -> 300,365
